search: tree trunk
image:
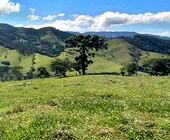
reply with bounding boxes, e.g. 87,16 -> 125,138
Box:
82,67 -> 86,75
82,46 -> 86,75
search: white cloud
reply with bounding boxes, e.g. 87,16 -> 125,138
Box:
42,15 -> 56,20
27,8 -> 39,21
42,13 -> 65,21
57,13 -> 65,17
93,11 -> 170,29
21,11 -> 170,33
0,0 -> 20,16
27,14 -> 40,21
29,8 -> 36,14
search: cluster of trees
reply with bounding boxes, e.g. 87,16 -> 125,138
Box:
121,59 -> 170,76
0,64 -> 23,81
0,65 -> 52,81
142,59 -> 170,76
0,59 -> 83,81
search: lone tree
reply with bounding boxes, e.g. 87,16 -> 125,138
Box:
66,35 -> 108,75
50,59 -> 73,77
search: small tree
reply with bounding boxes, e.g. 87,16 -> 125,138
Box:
0,65 -> 9,81
50,59 -> 72,77
37,67 -> 50,78
120,67 -> 126,76
123,63 -> 139,76
66,35 -> 108,75
11,66 -> 23,80
26,67 -> 36,79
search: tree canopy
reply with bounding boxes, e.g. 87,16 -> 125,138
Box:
66,35 -> 108,75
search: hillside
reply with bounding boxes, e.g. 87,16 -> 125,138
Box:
58,39 -> 170,74
0,46 -> 55,73
0,39 -> 169,74
0,23 -> 72,57
0,24 -> 170,74
123,34 -> 170,54
0,75 -> 170,139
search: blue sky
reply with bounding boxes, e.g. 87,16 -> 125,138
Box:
1,0 -> 170,36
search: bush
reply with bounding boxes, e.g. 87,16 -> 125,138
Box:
142,59 -> 170,76
37,67 -> 50,78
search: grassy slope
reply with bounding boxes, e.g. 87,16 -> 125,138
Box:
96,39 -> 133,65
0,75 -> 170,139
0,46 -> 55,72
34,53 -> 54,72
139,51 -> 170,65
0,47 -> 20,66
88,56 -> 121,73
88,39 -> 170,73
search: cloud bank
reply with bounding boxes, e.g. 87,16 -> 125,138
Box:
22,11 -> 170,33
0,0 -> 20,16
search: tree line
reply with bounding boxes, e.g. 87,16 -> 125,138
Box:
120,59 -> 170,76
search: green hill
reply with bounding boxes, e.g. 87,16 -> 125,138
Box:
0,75 -> 170,139
0,24 -> 72,57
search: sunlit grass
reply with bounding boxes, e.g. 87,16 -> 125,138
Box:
0,75 -> 170,139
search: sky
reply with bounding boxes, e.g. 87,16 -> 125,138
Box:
0,0 -> 170,36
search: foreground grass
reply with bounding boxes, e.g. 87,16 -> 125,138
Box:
0,75 -> 170,139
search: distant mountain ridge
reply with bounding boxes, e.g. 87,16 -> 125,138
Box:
70,31 -> 170,40
84,31 -> 137,38
68,31 -> 137,38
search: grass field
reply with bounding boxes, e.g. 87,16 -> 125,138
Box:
0,75 -> 170,139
